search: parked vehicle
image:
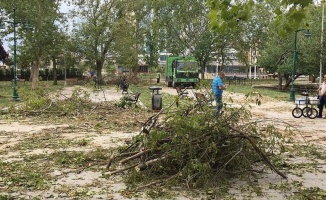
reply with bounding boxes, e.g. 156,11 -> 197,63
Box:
165,56 -> 199,88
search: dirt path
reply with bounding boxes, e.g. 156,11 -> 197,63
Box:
224,92 -> 326,146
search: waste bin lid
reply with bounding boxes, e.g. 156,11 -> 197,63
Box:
149,86 -> 162,91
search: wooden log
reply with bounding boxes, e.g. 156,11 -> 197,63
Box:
106,151 -> 139,169
109,163 -> 138,175
136,156 -> 166,171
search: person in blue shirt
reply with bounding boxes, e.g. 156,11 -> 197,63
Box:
212,71 -> 226,114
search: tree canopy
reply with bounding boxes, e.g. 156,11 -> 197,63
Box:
0,0 -> 323,89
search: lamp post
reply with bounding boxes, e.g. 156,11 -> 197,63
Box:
320,0 -> 325,85
289,29 -> 311,101
0,8 -> 32,101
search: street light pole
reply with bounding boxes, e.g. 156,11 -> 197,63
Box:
290,29 -> 311,101
0,8 -> 32,101
320,0 -> 325,85
12,8 -> 19,100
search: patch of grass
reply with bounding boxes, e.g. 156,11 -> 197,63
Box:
0,81 -> 64,110
289,144 -> 326,161
0,146 -> 111,193
0,159 -> 54,191
52,148 -> 110,169
0,194 -> 15,200
10,133 -> 77,151
54,185 -> 97,199
74,138 -> 91,146
239,183 -> 264,197
291,186 -> 326,199
198,78 -> 288,101
145,187 -> 176,199
226,84 -> 289,100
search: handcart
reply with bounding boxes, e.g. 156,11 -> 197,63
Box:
292,92 -> 319,119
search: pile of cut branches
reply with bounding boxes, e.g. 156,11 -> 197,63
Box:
107,95 -> 288,190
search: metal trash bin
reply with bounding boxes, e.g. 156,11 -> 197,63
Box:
149,86 -> 162,110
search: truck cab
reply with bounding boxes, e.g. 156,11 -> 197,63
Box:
165,56 -> 199,88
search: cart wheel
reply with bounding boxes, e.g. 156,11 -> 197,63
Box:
308,108 -> 318,119
302,107 -> 310,117
292,107 -> 303,118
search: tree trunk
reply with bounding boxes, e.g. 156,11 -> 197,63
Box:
31,56 -> 40,89
282,73 -> 302,90
277,72 -> 283,90
309,74 -> 316,83
201,70 -> 205,80
52,57 -> 57,85
96,60 -> 103,80
283,77 -> 292,90
198,58 -> 205,80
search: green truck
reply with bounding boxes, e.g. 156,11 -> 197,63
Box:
165,56 -> 199,88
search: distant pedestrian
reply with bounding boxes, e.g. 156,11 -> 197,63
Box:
119,75 -> 129,93
317,74 -> 326,118
212,71 -> 226,115
156,73 -> 160,84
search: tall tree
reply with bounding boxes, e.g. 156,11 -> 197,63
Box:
259,3 -> 324,90
153,0 -> 231,78
1,0 -> 64,89
72,0 -> 120,80
235,1 -> 273,79
111,0 -> 148,76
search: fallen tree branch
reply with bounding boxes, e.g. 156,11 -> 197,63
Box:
107,151 -> 140,169
218,146 -> 243,175
139,100 -> 176,136
227,125 -> 287,179
136,156 -> 166,171
120,149 -> 151,164
109,163 -> 138,175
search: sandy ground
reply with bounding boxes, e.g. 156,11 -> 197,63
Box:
1,85 -> 326,199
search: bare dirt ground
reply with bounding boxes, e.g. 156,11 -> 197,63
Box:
226,91 -> 326,145
1,85 -> 326,199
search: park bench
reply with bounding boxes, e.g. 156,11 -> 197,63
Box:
176,86 -> 189,98
126,92 -> 141,106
